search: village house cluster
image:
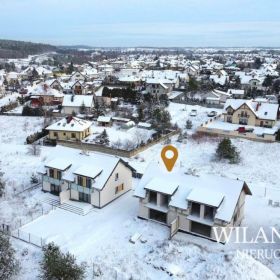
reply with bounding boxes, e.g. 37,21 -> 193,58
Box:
0,47 -> 280,242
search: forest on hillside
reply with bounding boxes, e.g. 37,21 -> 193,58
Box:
0,39 -> 57,58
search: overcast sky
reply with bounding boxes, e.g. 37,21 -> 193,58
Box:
1,0 -> 280,47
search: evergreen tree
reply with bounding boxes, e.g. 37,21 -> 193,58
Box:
96,129 -> 110,145
31,68 -> 39,81
188,76 -> 199,91
263,75 -> 273,88
0,232 -> 19,279
30,173 -> 39,184
254,57 -> 262,69
67,61 -> 74,74
216,138 -> 240,164
186,119 -> 193,129
79,101 -> 86,114
40,243 -> 85,280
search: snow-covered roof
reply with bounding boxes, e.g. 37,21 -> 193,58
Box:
39,145 -> 132,190
118,76 -> 141,83
46,117 -> 92,132
138,122 -> 152,128
29,83 -> 64,98
45,158 -> 72,171
97,116 -> 112,123
144,177 -> 179,195
187,188 -> 224,207
62,95 -> 93,108
227,89 -> 244,96
74,166 -> 103,179
135,162 -> 251,223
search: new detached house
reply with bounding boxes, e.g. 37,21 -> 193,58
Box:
223,99 -> 279,128
38,146 -> 134,208
134,163 -> 252,243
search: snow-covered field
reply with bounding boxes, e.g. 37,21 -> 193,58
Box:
0,103 -> 280,279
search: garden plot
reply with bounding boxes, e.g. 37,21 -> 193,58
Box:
167,102 -> 222,131
83,123 -> 155,150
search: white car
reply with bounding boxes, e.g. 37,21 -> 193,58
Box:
189,109 -> 197,117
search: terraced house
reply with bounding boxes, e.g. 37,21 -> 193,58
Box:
223,99 -> 279,128
134,163 -> 252,243
38,146 -> 134,208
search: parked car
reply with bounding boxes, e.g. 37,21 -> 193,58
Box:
189,109 -> 197,117
236,127 -> 254,133
207,111 -> 217,117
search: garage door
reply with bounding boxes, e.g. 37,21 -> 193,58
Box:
191,221 -> 211,237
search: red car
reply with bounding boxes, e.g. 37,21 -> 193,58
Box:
236,127 -> 254,133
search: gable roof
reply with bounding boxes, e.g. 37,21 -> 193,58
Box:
62,95 -> 93,108
223,99 -> 279,120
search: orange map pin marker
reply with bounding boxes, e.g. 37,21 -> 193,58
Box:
161,145 -> 178,172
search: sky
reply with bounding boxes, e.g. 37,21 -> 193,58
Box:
0,0 -> 280,47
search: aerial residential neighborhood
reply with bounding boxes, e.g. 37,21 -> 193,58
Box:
0,1 -> 280,280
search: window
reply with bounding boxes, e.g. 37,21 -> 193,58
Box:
191,202 -> 200,217
86,178 -> 91,188
161,194 -> 169,207
57,170 -> 62,180
204,205 -> 214,220
77,176 -> 83,186
49,169 -> 54,178
71,133 -> 76,138
115,173 -> 119,181
54,132 -> 58,137
149,191 -> 157,204
115,183 -> 124,194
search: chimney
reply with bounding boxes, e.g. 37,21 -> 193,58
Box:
256,102 -> 261,111
66,116 -> 73,124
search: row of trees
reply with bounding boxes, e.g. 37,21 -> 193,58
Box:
0,234 -> 85,280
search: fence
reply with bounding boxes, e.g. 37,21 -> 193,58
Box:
11,229 -> 46,248
57,130 -> 179,158
171,99 -> 224,109
1,206 -> 55,248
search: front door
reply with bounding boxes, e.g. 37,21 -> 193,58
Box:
79,192 -> 91,203
50,184 -> 60,195
260,121 -> 264,127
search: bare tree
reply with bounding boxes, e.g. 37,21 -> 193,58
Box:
27,143 -> 41,156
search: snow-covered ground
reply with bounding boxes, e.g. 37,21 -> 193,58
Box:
83,123 -> 155,149
0,92 -> 20,108
167,102 -> 222,130
0,103 -> 280,279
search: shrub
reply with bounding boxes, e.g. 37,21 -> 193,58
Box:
0,232 -> 19,279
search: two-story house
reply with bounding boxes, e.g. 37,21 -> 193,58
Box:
38,146 -> 134,208
145,78 -> 173,98
223,99 -> 279,128
134,162 -> 252,243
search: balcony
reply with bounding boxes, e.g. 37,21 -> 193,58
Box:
43,175 -> 62,186
70,183 -> 94,194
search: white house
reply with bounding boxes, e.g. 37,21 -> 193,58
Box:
134,162 -> 252,242
38,146 -> 134,208
62,95 -> 94,115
